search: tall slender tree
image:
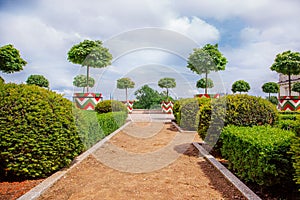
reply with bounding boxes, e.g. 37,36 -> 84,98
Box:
117,77 -> 135,103
67,40 -> 112,92
270,50 -> 300,96
158,77 -> 176,100
262,82 -> 279,98
187,44 -> 227,94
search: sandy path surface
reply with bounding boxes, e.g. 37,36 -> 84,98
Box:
38,122 -> 245,200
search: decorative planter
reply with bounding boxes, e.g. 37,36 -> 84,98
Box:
161,101 -> 174,114
278,96 -> 300,111
194,94 -> 220,98
123,101 -> 134,113
73,93 -> 103,110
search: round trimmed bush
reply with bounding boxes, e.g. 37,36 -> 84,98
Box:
198,94 -> 278,139
0,83 -> 83,179
95,100 -> 127,114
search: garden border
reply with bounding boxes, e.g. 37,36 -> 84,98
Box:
17,121 -> 132,200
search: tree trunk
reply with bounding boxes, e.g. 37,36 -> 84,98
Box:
86,66 -> 90,93
166,88 -> 169,101
82,87 -> 85,93
269,93 -> 270,99
125,87 -> 128,105
205,72 -> 208,94
288,72 -> 291,96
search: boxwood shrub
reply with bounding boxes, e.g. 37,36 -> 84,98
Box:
95,100 -> 127,114
97,111 -> 128,136
221,125 -> 295,187
290,136 -> 300,191
197,94 -> 278,139
0,84 -> 83,179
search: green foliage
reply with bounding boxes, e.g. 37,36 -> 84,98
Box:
187,44 -> 227,94
73,109 -> 105,150
97,112 -> 128,136
0,83 -> 83,179
290,136 -> 300,190
73,75 -> 95,92
158,77 -> 176,100
196,78 -> 214,90
0,76 -> 4,84
262,82 -> 279,98
95,100 -> 127,114
0,44 -> 27,73
270,50 -> 300,96
197,94 -> 278,139
292,82 -> 300,95
134,85 -> 162,109
67,40 -> 112,92
117,77 -> 135,102
221,125 -> 295,187
26,74 -> 49,88
266,96 -> 278,106
231,80 -> 250,93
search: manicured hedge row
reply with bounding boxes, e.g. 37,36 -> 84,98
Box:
95,100 -> 127,114
290,136 -> 300,190
0,84 -> 83,179
97,111 -> 128,136
221,125 -> 295,187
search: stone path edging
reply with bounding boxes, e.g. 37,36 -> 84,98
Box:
192,142 -> 262,200
17,121 -> 132,200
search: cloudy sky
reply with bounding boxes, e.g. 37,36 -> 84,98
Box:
0,0 -> 300,100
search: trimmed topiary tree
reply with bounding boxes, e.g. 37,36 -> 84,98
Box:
231,80 -> 250,94
95,100 -> 127,114
26,74 -> 49,88
292,82 -> 300,96
262,82 -> 279,98
0,84 -> 83,179
196,78 -> 214,93
0,44 -> 27,73
73,74 -> 95,93
158,77 -> 176,100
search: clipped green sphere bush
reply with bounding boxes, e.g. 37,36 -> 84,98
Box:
0,83 -> 83,179
95,100 -> 127,114
198,94 -> 278,139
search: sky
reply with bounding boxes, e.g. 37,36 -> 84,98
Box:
0,0 -> 300,100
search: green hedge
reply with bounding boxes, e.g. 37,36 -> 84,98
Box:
97,111 -> 128,136
0,84 -> 83,179
197,94 -> 278,139
290,136 -> 300,191
221,125 -> 295,187
95,100 -> 127,114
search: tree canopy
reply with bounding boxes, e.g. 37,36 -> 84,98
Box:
67,40 -> 112,92
262,82 -> 279,98
231,80 -> 250,94
196,78 -> 214,91
73,75 -> 95,93
158,77 -> 176,100
0,44 -> 27,73
117,77 -> 135,102
26,75 -> 49,88
187,44 -> 227,94
292,82 -> 300,95
270,50 -> 300,96
134,85 -> 162,109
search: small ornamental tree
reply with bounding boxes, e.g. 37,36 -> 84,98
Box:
231,80 -> 250,94
270,50 -> 300,96
262,82 -> 279,98
26,75 -> 49,88
187,44 -> 227,94
67,40 -> 112,92
117,77 -> 135,103
73,75 -> 95,93
0,44 -> 27,73
196,78 -> 214,93
158,77 -> 176,101
292,82 -> 300,95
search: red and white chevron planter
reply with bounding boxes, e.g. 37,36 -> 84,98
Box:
73,93 -> 103,110
278,96 -> 300,111
123,101 -> 134,113
161,101 -> 174,114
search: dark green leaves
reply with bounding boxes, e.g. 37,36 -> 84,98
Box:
158,77 -> 176,89
26,74 -> 49,88
270,50 -> 300,76
231,80 -> 250,93
117,77 -> 135,89
196,78 -> 214,89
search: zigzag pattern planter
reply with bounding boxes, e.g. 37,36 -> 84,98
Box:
161,101 -> 173,114
279,96 -> 300,111
124,101 -> 134,113
73,93 -> 103,110
195,94 -> 220,98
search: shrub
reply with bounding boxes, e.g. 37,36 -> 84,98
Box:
95,100 -> 127,114
266,96 -> 278,106
97,112 -> 128,136
0,76 -> 4,84
197,94 -> 278,139
290,136 -> 300,190
0,84 -> 83,179
221,125 -> 295,187
73,109 -> 105,150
